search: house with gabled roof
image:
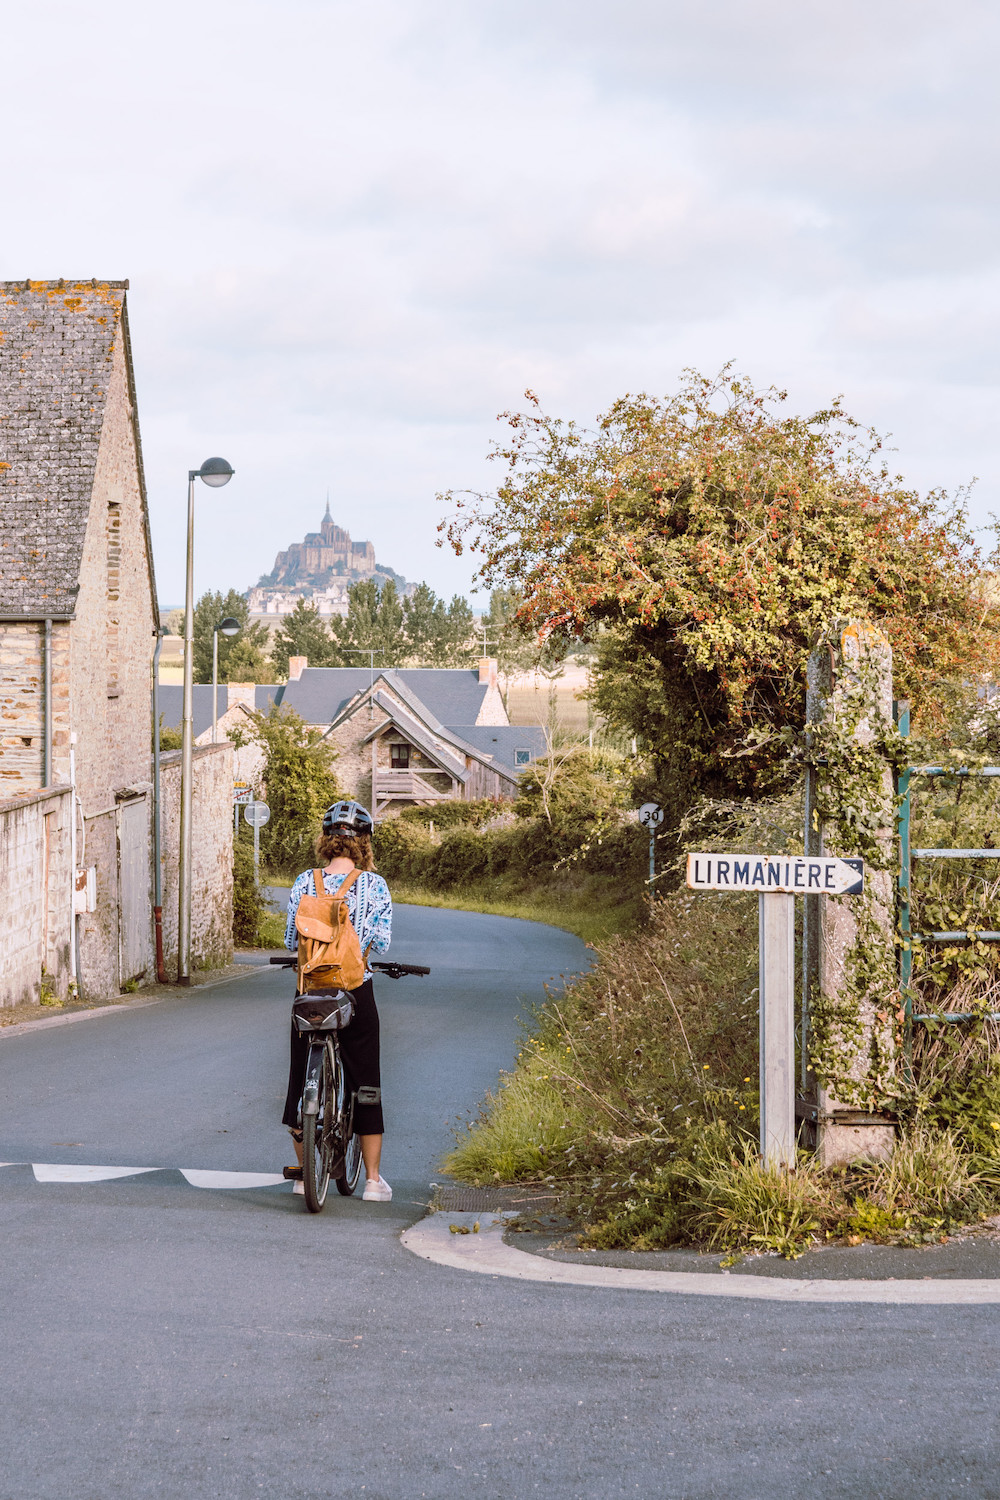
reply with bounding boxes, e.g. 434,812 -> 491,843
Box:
157,682 -> 282,789
281,657 -> 545,814
155,657 -> 546,815
0,279 -> 233,1004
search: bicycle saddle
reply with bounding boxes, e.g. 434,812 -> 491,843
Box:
291,993 -> 354,1032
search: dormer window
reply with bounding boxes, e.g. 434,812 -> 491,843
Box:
390,742 -> 411,769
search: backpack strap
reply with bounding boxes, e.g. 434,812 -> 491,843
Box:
314,866 -> 361,902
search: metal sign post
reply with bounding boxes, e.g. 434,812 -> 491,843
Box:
244,801 -> 270,890
638,802 -> 665,892
686,852 -> 864,1169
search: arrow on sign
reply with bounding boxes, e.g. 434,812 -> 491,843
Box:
686,853 -> 864,895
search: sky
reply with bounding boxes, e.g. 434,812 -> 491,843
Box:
4,0 -> 999,608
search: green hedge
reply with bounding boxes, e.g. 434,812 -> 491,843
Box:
373,810 -> 646,891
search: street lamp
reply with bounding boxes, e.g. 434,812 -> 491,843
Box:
179,456 -> 235,985
212,617 -> 241,744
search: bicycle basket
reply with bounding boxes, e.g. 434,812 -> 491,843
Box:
291,992 -> 355,1032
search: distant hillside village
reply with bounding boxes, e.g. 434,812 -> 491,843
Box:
246,502 -> 413,624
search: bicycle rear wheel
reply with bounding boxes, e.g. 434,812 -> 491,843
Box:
302,1043 -> 334,1212
336,1130 -> 363,1196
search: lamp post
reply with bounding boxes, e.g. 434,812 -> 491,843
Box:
179,456 -> 235,984
212,616 -> 241,744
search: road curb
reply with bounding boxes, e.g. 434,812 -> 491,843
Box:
0,966 -> 259,1042
401,1211 -> 1000,1304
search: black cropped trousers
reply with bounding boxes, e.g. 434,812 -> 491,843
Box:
281,978 -> 385,1136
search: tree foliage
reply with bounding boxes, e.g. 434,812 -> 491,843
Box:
271,598 -> 338,676
242,705 -> 339,874
442,370 -> 1000,803
192,589 -> 272,684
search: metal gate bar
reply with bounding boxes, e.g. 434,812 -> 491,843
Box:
896,705 -> 1000,1036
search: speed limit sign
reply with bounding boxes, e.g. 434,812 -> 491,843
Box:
244,801 -> 270,828
638,802 -> 664,829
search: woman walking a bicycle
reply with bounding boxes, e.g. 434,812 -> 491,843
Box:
282,800 -> 393,1202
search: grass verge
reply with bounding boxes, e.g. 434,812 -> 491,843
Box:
390,874 -> 642,946
443,886 -> 1000,1258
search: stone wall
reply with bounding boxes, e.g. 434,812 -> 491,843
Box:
0,786 -> 73,1006
158,744 -> 234,976
0,620 -> 70,795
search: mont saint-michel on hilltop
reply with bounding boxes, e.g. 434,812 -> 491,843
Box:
246,501 -> 411,622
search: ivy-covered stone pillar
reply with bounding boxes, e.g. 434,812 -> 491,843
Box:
806,620 -> 898,1166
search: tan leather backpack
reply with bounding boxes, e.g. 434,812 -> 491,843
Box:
295,868 -> 366,994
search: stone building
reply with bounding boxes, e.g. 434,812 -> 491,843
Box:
247,502 -> 411,622
155,658 -> 546,815
280,658 -> 545,813
0,279 -> 231,1004
271,500 -> 376,585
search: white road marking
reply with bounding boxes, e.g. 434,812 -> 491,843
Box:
179,1169 -> 286,1190
32,1164 -> 160,1183
402,1212 -> 1000,1305
0,1163 -> 288,1189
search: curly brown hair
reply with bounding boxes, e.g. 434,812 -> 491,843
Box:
315,830 -> 376,871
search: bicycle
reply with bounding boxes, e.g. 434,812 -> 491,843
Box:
270,956 -> 431,1212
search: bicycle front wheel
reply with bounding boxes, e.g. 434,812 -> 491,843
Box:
302,1043 -> 334,1212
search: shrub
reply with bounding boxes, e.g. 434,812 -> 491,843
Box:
433,827 -> 492,886
372,818 -> 435,883
232,835 -> 265,947
237,706 -> 338,876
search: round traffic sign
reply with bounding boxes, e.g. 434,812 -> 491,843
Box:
244,800 -> 270,828
638,802 -> 664,829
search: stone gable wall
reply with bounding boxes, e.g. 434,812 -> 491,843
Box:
0,786 -> 73,1006
70,332 -> 155,811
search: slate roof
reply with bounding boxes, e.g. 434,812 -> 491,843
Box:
443,724 -> 547,775
280,667 -> 490,727
362,694 -> 469,782
157,684 -> 280,741
0,280 -> 155,618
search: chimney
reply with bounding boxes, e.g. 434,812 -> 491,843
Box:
477,657 -> 498,688
288,655 -> 308,681
226,683 -> 256,711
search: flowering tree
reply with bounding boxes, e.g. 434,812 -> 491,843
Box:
441,370 -> 999,805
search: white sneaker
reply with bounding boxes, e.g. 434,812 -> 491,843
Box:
363,1176 -> 392,1202
292,1180 -> 305,1195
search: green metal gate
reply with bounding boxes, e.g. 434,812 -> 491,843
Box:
896,700 -> 1000,1039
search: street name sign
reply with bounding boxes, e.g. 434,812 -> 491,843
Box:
686,853 -> 863,896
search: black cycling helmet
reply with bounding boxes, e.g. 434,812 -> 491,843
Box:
322,799 -> 374,838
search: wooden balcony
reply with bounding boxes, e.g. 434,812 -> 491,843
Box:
373,768 -> 460,813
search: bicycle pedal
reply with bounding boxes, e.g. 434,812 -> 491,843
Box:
282,1166 -> 303,1181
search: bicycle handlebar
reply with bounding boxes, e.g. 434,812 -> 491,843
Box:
267,956 -> 430,978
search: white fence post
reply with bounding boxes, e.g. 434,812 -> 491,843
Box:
759,892 -> 796,1167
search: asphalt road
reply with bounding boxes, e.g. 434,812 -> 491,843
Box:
1,905 -> 999,1499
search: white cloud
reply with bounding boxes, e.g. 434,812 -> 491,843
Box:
4,0 -> 999,604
